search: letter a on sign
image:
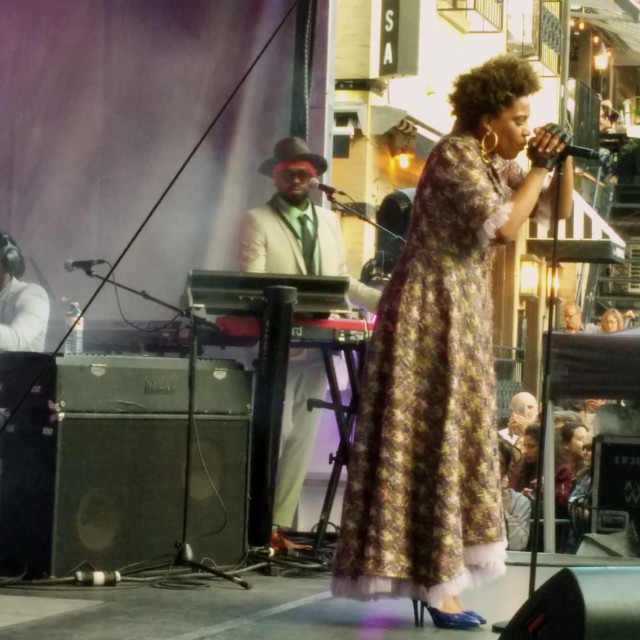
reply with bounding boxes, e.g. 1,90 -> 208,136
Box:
383,42 -> 394,65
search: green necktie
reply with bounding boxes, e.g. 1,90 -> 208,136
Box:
299,214 -> 315,275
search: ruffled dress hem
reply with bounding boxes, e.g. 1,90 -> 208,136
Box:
331,539 -> 507,608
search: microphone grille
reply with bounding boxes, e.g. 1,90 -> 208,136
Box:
309,177 -> 320,189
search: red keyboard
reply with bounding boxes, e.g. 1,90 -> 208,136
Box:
215,315 -> 374,345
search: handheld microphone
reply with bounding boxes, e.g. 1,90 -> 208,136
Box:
560,145 -> 600,161
64,259 -> 107,272
309,178 -> 345,196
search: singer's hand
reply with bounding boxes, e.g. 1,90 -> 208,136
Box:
527,123 -> 571,171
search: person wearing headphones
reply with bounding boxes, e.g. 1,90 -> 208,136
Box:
0,232 -> 49,352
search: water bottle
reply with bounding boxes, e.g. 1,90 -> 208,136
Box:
65,302 -> 84,355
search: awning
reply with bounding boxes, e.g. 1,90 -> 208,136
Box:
526,238 -> 625,263
369,105 -> 441,157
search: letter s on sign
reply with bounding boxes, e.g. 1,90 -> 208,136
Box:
384,10 -> 395,32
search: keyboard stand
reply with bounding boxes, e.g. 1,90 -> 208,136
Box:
307,339 -> 367,555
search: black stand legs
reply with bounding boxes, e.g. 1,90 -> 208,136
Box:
308,341 -> 366,554
173,314 -> 251,589
248,286 -> 297,548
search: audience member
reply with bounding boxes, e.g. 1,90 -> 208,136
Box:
560,399 -> 589,425
599,100 -> 621,133
499,391 -> 538,449
555,421 -> 589,518
600,307 -> 624,332
499,439 -> 531,550
508,423 -> 540,496
563,303 -> 598,333
565,430 -> 594,553
554,409 -> 584,430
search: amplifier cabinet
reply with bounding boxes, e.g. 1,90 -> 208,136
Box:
56,355 -> 252,414
0,412 -> 249,578
0,353 -> 252,415
591,435 -> 640,533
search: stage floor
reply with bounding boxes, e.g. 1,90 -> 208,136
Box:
0,557 -> 578,640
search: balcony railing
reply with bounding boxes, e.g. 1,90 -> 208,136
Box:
437,0 -> 503,33
494,346 -> 523,427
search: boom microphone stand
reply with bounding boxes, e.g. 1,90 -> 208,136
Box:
73,266 -> 250,589
324,193 -> 407,246
494,155 -> 568,635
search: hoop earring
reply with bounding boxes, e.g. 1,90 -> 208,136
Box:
481,130 -> 498,165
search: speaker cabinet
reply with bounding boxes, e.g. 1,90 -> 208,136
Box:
499,567 -> 640,640
0,413 -> 249,578
592,435 -> 640,533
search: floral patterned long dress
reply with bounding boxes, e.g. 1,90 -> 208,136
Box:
332,133 -> 544,606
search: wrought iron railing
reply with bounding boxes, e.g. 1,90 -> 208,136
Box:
437,0 -> 503,33
494,345 -> 524,427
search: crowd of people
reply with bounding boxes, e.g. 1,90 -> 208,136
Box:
496,388 -> 640,555
563,302 -> 635,334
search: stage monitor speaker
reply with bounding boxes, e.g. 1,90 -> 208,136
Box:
591,435 -> 640,533
0,412 -> 249,578
499,566 -> 640,640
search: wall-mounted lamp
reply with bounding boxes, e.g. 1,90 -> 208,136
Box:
593,40 -> 609,71
394,151 -> 414,169
546,265 -> 561,298
520,254 -> 541,299
385,123 -> 417,170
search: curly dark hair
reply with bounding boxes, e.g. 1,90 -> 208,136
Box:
448,54 -> 541,132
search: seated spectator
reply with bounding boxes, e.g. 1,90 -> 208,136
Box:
508,423 -> 540,496
565,431 -> 594,553
558,398 -> 590,426
555,421 -> 589,518
499,391 -> 538,449
600,308 -> 624,332
554,409 -> 584,430
499,439 -> 531,550
563,303 -> 598,334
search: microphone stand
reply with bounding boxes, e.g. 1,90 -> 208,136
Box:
73,267 -> 250,589
494,157 -> 567,635
527,156 -> 565,593
324,193 -> 407,246
72,266 -> 189,317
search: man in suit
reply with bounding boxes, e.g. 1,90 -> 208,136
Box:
239,137 -> 381,533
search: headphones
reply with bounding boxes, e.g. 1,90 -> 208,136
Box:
0,233 -> 25,279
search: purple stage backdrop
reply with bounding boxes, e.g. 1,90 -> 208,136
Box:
0,0 -> 329,346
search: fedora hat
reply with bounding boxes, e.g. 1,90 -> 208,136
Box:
258,136 -> 328,176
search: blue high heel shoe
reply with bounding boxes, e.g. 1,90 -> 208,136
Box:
411,600 -> 480,629
463,610 -> 487,624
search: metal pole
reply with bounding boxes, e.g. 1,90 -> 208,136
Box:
559,0 -> 572,128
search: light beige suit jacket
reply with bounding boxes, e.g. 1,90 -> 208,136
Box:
238,201 -> 381,312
